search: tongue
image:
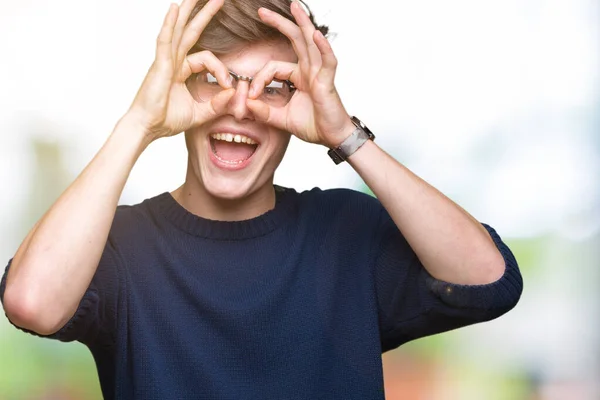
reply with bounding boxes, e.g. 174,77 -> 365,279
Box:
213,140 -> 256,162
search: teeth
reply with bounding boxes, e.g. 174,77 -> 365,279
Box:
210,133 -> 257,145
213,153 -> 246,164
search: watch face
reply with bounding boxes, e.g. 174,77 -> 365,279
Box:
328,116 -> 375,165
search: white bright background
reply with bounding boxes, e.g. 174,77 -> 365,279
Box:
0,0 -> 597,237
0,0 -> 598,398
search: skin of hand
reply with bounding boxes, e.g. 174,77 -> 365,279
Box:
245,1 -> 356,149
126,0 -> 238,143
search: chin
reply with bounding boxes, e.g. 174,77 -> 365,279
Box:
201,173 -> 264,201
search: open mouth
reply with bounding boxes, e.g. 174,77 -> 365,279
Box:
209,133 -> 259,165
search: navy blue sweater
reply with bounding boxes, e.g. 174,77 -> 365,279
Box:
1,186 -> 522,399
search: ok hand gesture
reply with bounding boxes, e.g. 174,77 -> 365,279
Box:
246,1 -> 355,148
127,0 -> 235,142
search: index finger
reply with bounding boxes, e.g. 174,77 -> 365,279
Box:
186,50 -> 233,89
177,0 -> 225,63
249,60 -> 298,99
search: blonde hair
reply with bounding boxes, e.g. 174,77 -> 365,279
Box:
188,0 -> 329,55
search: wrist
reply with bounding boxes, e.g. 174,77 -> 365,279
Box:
326,119 -> 357,149
326,116 -> 375,165
112,114 -> 154,156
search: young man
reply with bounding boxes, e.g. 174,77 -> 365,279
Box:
0,0 -> 522,398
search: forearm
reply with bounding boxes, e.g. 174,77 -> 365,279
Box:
3,115 -> 150,335
348,140 -> 505,285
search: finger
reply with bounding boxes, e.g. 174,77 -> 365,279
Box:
155,3 -> 179,69
313,30 -> 338,86
185,51 -> 232,88
193,88 -> 236,126
290,1 -> 321,73
172,0 -> 199,54
178,0 -> 225,64
258,7 -> 308,69
248,61 -> 298,99
246,99 -> 288,131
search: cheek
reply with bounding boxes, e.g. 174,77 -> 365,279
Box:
183,132 -> 195,156
270,130 -> 291,156
264,129 -> 291,169
184,126 -> 209,155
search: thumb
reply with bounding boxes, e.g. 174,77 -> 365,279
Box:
246,99 -> 287,131
193,88 -> 235,126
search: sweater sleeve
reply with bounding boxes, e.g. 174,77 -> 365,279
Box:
374,208 -> 523,353
0,239 -> 121,347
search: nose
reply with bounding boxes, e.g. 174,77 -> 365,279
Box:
227,80 -> 254,121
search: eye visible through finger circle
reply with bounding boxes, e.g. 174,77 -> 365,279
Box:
205,72 -> 220,85
192,69 -> 296,106
189,71 -> 228,102
257,79 -> 295,105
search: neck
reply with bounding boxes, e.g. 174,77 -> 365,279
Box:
171,175 -> 276,223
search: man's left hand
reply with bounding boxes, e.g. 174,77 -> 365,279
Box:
245,1 -> 355,148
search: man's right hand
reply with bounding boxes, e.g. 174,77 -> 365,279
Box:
126,0 -> 235,143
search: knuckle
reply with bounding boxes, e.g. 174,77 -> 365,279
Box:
266,60 -> 279,73
197,50 -> 216,63
156,34 -> 171,46
153,59 -> 172,75
290,31 -> 303,42
254,64 -> 271,82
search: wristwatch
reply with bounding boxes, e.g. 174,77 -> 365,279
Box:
327,116 -> 375,165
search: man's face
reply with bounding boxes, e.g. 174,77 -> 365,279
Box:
184,40 -> 297,201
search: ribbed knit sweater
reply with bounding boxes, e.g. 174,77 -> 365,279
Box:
1,186 -> 523,400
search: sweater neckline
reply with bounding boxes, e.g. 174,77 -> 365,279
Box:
152,185 -> 297,240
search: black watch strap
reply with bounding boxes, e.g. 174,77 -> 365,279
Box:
327,116 -> 375,165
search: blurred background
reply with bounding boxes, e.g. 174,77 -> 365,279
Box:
0,0 -> 598,398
